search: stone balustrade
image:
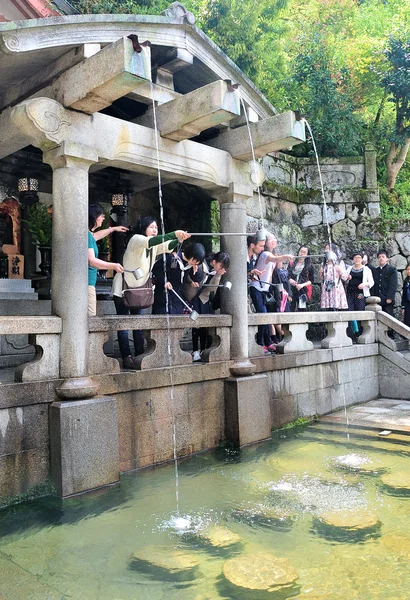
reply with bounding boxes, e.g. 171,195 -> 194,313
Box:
0,316 -> 62,382
377,311 -> 410,351
248,311 -> 376,357
88,314 -> 232,375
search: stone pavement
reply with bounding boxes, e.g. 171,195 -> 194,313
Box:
322,398 -> 410,433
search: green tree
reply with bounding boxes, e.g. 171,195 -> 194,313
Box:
288,29 -> 364,157
379,38 -> 410,191
70,0 -> 168,14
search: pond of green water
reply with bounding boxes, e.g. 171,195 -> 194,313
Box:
1,425 -> 410,599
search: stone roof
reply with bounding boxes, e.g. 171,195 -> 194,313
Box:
0,7 -> 276,119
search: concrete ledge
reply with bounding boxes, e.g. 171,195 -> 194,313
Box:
248,311 -> 374,325
0,345 -> 379,409
0,316 -> 62,335
89,314 -> 232,331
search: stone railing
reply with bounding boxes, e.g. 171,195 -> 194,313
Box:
88,314 -> 232,375
248,311 -> 376,358
377,311 -> 410,351
0,316 -> 62,382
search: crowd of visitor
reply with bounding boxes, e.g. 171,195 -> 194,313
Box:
88,204 -> 405,366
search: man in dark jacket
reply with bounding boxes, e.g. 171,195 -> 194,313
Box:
370,248 -> 398,316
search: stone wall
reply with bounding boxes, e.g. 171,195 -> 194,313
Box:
247,146 -> 410,313
0,344 -> 380,503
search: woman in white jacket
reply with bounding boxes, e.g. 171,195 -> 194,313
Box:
346,251 -> 374,311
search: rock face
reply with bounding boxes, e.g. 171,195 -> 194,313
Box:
222,552 -> 298,593
380,472 -> 410,496
129,546 -> 200,580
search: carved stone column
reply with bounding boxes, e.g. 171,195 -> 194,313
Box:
43,141 -> 99,398
219,186 -> 254,376
219,183 -> 271,447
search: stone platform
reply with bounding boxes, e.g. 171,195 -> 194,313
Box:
321,398 -> 410,434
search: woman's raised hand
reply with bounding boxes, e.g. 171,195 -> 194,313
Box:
114,226 -> 129,233
112,263 -> 124,273
175,230 -> 191,242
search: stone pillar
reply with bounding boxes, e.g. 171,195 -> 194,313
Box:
219,196 -> 254,376
219,182 -> 272,447
43,142 -> 99,399
364,143 -> 377,189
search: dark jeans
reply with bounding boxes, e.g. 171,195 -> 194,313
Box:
113,295 -> 144,358
382,302 -> 394,316
347,291 -> 366,311
192,328 -> 207,352
249,286 -> 270,347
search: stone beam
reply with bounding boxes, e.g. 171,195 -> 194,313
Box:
0,44 -> 101,111
1,97 -> 250,190
128,81 -> 181,105
50,37 -> 151,114
135,80 -> 241,141
205,110 -> 306,160
154,48 -> 194,90
0,98 -> 71,158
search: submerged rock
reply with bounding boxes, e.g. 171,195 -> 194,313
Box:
231,505 -> 294,530
331,453 -> 388,475
222,552 -> 298,593
129,545 -> 200,581
313,508 -> 381,542
380,472 -> 410,496
198,525 -> 242,549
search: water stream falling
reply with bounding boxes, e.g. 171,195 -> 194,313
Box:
303,118 -> 350,440
240,97 -> 265,227
150,82 -> 180,516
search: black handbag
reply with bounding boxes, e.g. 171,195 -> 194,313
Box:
122,250 -> 154,309
263,291 -> 277,306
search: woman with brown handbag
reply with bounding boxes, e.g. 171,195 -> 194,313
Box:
112,216 -> 190,370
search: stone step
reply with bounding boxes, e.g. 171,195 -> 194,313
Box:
400,349 -> 410,362
302,423 -> 410,455
395,339 -> 409,351
313,419 -> 410,439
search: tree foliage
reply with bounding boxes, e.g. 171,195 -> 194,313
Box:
70,0 -> 410,190
379,38 -> 410,190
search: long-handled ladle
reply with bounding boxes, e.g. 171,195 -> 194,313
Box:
169,288 -> 199,321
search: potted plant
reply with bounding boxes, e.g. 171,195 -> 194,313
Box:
24,202 -> 52,277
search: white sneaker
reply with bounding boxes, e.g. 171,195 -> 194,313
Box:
192,350 -> 201,362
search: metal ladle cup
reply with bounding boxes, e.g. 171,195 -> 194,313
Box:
255,227 -> 267,242
169,288 -> 199,321
200,281 -> 232,290
123,267 -> 144,281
